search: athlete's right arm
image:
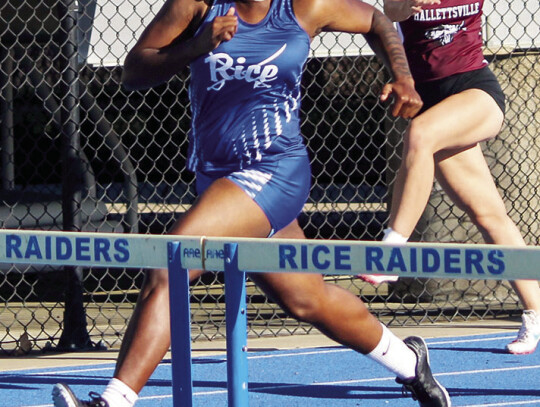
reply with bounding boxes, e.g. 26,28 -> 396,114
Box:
122,0 -> 238,90
384,0 -> 440,22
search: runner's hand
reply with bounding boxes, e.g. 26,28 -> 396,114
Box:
196,7 -> 238,53
380,77 -> 423,119
408,0 -> 441,14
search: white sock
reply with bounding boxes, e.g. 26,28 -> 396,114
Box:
101,378 -> 139,407
367,324 -> 417,380
382,228 -> 408,244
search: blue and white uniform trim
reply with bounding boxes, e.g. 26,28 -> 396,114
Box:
230,169 -> 273,199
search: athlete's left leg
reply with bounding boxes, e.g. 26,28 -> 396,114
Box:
249,220 -> 451,405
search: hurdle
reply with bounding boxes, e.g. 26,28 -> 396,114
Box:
2,229 -> 540,406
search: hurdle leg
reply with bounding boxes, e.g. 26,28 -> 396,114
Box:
167,242 -> 193,407
224,243 -> 249,407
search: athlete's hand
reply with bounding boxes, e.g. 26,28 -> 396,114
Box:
407,0 -> 441,14
380,77 -> 423,119
196,7 -> 238,53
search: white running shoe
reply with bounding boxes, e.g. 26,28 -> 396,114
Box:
358,274 -> 399,285
506,310 -> 540,355
52,383 -> 109,407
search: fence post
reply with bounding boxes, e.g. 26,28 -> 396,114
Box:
0,48 -> 14,191
224,243 -> 249,407
56,0 -> 93,351
167,242 -> 193,407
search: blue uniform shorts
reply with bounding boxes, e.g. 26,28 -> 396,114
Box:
195,152 -> 311,234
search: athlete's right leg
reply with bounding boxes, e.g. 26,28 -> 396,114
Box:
52,178 -> 273,407
388,89 -> 504,238
114,178 -> 273,392
360,89 -> 503,285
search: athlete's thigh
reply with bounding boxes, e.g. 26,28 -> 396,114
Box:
248,220 -> 327,304
144,178 -> 271,285
434,144 -> 507,216
413,89 -> 504,152
171,177 -> 272,238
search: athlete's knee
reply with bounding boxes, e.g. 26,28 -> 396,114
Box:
468,208 -> 512,232
405,119 -> 437,157
140,268 -> 170,295
278,290 -> 325,323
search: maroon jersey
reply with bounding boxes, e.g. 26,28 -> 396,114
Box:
398,0 -> 487,82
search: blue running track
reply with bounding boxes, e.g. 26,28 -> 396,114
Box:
2,333 -> 540,407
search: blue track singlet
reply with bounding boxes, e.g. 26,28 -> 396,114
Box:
187,0 -> 311,173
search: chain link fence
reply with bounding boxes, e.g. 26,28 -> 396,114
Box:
1,0 -> 539,354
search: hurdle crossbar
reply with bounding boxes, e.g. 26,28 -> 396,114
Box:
1,229 -> 540,407
2,229 -> 540,281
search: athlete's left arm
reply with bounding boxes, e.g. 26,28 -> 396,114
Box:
296,0 -> 421,118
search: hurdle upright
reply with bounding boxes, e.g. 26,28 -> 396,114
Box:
167,241 -> 250,406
